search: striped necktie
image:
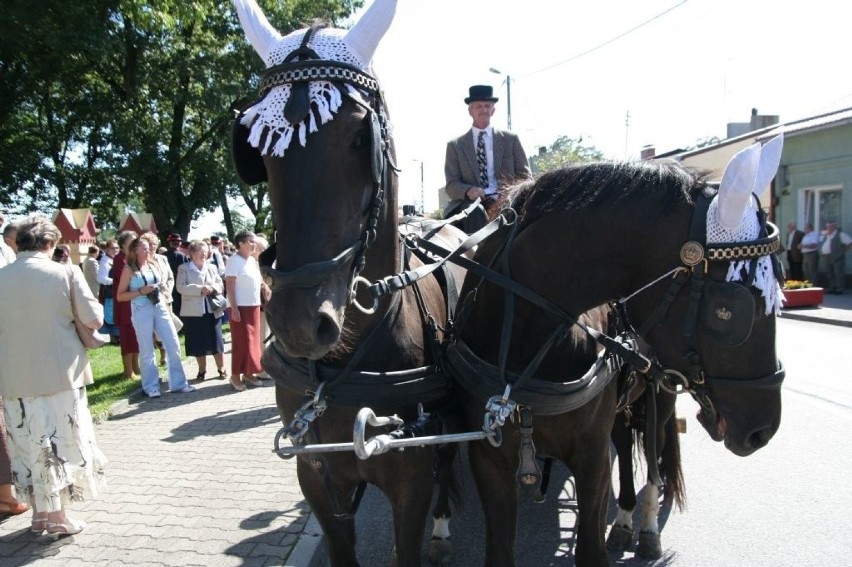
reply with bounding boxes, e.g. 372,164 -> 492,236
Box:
476,130 -> 488,188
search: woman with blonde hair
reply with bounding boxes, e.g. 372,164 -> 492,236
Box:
140,232 -> 175,367
176,240 -> 227,380
0,216 -> 107,538
116,237 -> 194,398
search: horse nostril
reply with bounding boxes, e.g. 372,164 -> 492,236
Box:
315,312 -> 341,347
746,426 -> 774,450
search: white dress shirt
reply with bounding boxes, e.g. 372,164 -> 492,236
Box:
471,126 -> 496,195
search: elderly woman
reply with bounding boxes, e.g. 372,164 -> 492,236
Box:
116,237 -> 194,398
224,230 -> 269,391
176,240 -> 227,381
0,216 -> 107,538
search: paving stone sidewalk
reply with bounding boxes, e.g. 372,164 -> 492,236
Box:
0,340 -> 315,567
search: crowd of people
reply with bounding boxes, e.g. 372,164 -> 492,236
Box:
0,210 -> 273,538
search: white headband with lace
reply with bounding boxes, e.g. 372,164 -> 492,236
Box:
234,0 -> 397,157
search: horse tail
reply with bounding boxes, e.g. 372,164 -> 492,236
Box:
661,410 -> 686,511
434,442 -> 463,511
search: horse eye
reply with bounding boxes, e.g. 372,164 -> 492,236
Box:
352,130 -> 369,149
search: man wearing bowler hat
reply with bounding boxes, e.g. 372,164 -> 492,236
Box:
443,84 -> 531,233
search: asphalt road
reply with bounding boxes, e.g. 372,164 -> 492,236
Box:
349,318 -> 852,566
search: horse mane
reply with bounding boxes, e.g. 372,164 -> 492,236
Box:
502,160 -> 711,228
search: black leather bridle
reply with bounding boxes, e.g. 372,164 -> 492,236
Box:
620,186 -> 786,413
240,26 -> 398,308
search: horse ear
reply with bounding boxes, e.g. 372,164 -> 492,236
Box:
344,0 -> 398,65
717,142 -> 761,230
233,0 -> 282,61
753,133 -> 784,197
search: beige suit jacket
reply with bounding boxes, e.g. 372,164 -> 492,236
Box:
176,261 -> 224,318
0,252 -> 103,398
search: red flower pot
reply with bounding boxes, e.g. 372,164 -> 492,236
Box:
781,287 -> 824,308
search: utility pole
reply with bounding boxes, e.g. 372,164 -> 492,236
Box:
489,67 -> 512,131
413,159 -> 425,214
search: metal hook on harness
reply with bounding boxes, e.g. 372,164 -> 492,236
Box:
482,386 -> 517,447
659,369 -> 691,395
274,384 -> 328,459
353,407 -> 405,460
351,276 -> 379,314
500,207 -> 519,226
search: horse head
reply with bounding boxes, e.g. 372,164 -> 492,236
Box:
232,0 -> 399,360
631,135 -> 786,456
500,135 -> 785,457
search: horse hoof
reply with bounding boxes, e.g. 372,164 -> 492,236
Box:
428,538 -> 453,565
606,524 -> 633,551
636,531 -> 662,559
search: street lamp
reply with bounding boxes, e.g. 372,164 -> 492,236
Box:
412,158 -> 425,215
489,67 -> 512,131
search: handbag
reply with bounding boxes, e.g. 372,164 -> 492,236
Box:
208,292 -> 229,319
68,268 -> 108,349
170,309 -> 184,332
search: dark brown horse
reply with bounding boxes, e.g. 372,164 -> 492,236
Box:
445,137 -> 786,566
232,1 -> 464,565
607,379 -> 684,559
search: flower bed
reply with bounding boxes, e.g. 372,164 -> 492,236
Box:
781,287 -> 824,308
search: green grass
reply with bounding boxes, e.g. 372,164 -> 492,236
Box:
87,343 -> 139,419
87,323 -> 230,420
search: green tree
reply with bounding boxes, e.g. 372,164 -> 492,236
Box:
685,136 -> 722,151
0,0 -> 361,236
529,135 -> 604,175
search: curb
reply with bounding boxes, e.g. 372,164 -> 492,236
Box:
286,514 -> 327,567
781,311 -> 852,328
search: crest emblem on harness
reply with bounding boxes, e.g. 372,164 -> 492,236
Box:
715,307 -> 733,321
680,241 -> 705,266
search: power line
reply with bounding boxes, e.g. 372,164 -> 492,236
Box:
520,0 -> 688,78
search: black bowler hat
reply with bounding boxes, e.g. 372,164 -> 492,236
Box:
464,85 -> 498,104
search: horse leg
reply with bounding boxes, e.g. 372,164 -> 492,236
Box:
376,450 -> 435,567
295,456 -> 360,567
570,395 -> 617,567
469,438 -> 519,567
428,444 -> 459,566
637,390 -> 684,560
606,412 -> 636,552
636,482 -> 662,559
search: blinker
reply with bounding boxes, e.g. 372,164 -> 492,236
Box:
231,110 -> 268,185
698,280 -> 755,347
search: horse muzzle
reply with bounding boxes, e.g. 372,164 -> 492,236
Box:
265,293 -> 345,360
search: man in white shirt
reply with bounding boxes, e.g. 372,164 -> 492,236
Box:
820,220 -> 852,294
799,223 -> 820,283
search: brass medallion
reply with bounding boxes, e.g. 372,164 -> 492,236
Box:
680,241 -> 705,266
